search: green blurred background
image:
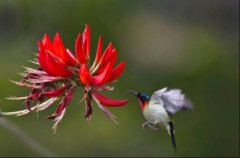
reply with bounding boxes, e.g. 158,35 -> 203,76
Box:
0,0 -> 239,157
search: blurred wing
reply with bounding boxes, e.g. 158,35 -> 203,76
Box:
151,87 -> 193,114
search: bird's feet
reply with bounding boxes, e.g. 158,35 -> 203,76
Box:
142,121 -> 160,131
142,121 -> 149,130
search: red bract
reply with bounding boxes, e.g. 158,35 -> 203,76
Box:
2,24 -> 128,133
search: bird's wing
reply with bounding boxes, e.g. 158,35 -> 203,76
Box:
150,87 -> 193,114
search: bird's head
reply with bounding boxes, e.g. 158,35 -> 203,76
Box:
129,90 -> 151,110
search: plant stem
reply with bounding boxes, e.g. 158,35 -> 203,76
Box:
0,117 -> 57,157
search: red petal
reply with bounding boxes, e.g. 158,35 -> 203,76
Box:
43,86 -> 68,98
53,33 -> 66,61
93,91 -> 128,107
92,36 -> 102,67
38,41 -> 47,70
94,42 -> 113,75
98,42 -> 112,66
75,33 -> 87,64
42,34 -> 55,55
46,52 -> 72,77
53,33 -> 77,66
65,49 -> 78,66
95,49 -> 116,75
46,49 -> 65,64
91,63 -> 112,86
38,41 -> 57,76
79,64 -> 91,85
101,42 -> 113,64
83,24 -> 90,57
109,61 -> 125,82
82,38 -> 88,61
51,89 -> 73,117
110,49 -> 117,67
96,49 -> 117,75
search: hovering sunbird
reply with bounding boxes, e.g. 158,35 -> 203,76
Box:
129,87 -> 193,149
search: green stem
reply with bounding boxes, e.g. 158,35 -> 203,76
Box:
0,117 -> 57,157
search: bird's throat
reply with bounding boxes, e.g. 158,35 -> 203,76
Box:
138,99 -> 149,111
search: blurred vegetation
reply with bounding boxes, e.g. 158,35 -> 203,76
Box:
0,0 -> 239,157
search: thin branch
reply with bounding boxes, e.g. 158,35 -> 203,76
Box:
0,117 -> 57,157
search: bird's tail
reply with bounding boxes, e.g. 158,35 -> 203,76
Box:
167,121 -> 177,150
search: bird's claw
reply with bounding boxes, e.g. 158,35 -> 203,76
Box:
142,121 -> 160,131
142,122 -> 149,130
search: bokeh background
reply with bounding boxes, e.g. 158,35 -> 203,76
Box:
0,0 -> 239,157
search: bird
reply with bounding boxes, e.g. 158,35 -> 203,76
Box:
129,87 -> 193,150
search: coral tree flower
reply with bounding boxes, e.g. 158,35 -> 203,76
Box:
2,25 -> 128,133
76,26 -> 127,120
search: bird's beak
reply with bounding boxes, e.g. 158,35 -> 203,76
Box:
128,90 -> 138,96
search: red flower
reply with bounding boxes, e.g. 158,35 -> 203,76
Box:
2,25 -> 128,133
75,26 -> 127,119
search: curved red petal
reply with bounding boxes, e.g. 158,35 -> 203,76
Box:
46,53 -> 72,77
75,33 -> 87,64
43,86 -> 68,98
94,42 -> 113,75
53,33 -> 66,60
83,24 -> 90,57
38,41 -> 47,69
96,49 -> 116,75
109,61 -> 125,82
92,36 -> 102,67
65,49 -> 78,66
52,33 -> 77,66
91,63 -> 112,86
82,38 -> 88,61
38,41 -> 57,76
42,34 -> 55,55
79,64 -> 91,85
109,49 -> 117,67
99,42 -> 113,66
104,49 -> 117,68
93,91 -> 128,107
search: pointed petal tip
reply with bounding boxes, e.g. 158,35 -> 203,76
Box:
76,32 -> 82,38
42,34 -> 48,42
108,42 -> 113,48
93,91 -> 128,107
43,33 -> 49,38
55,32 -> 60,36
54,33 -> 61,41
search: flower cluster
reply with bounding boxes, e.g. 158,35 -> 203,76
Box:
2,25 -> 128,132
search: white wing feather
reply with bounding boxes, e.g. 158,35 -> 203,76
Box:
150,87 -> 193,114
